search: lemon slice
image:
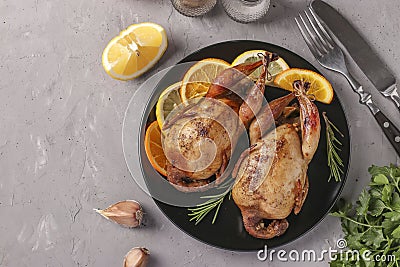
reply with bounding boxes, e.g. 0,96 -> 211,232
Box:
102,22 -> 168,81
274,68 -> 334,104
231,50 -> 290,85
180,58 -> 230,104
156,82 -> 183,129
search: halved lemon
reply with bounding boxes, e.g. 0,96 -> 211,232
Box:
144,121 -> 167,176
102,22 -> 168,81
155,82 -> 182,129
180,58 -> 230,104
231,50 -> 290,85
274,68 -> 334,104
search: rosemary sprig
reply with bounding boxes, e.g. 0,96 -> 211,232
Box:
188,179 -> 232,225
322,112 -> 344,182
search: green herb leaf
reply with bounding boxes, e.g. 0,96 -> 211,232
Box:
382,212 -> 400,236
369,165 -> 392,178
391,192 -> 400,211
392,225 -> 400,238
382,185 -> 394,205
369,199 -> 386,217
363,259 -> 376,267
330,165 -> 400,267
373,174 -> 389,185
346,231 -> 365,250
330,257 -> 350,267
392,251 -> 400,263
370,188 -> 382,199
361,228 -> 385,249
357,189 -> 371,215
383,211 -> 400,221
358,249 -> 376,267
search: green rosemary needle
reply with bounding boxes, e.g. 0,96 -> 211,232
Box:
322,112 -> 344,182
188,179 -> 232,225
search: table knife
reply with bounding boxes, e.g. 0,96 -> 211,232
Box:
311,0 -> 400,110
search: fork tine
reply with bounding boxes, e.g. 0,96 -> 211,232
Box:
304,10 -> 332,51
295,16 -> 321,58
308,7 -> 336,48
298,12 -> 328,55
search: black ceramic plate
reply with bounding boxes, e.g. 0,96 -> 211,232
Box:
139,40 -> 350,251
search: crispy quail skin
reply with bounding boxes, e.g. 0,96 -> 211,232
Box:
162,53 -> 279,191
232,81 -> 320,239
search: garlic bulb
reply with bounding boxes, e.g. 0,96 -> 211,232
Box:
94,200 -> 143,228
123,247 -> 149,267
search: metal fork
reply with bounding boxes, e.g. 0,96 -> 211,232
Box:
295,8 -> 400,156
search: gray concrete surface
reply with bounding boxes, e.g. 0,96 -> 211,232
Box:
1,0 -> 399,266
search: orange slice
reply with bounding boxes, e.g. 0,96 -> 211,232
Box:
144,121 -> 167,176
274,68 -> 334,104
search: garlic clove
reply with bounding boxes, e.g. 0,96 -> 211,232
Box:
94,200 -> 143,228
123,247 -> 149,267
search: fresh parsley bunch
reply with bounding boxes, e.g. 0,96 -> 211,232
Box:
330,165 -> 400,267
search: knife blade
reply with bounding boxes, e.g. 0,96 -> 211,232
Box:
311,0 -> 400,109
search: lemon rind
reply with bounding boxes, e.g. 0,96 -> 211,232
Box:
102,22 -> 168,81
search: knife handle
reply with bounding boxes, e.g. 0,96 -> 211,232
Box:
345,71 -> 400,155
374,111 -> 400,156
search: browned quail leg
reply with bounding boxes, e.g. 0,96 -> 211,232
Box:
294,176 -> 309,215
206,60 -> 263,99
166,164 -> 211,192
242,210 -> 289,239
249,93 -> 295,145
293,80 -> 321,163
